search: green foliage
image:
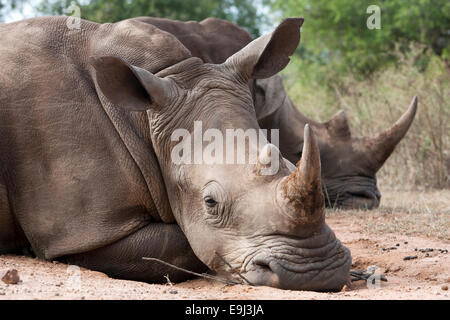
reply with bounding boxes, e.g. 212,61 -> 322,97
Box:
0,0 -> 21,21
37,0 -> 263,36
267,0 -> 450,78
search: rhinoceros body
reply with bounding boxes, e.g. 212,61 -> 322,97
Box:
0,17 -> 182,258
0,16 -> 351,291
132,16 -> 417,210
0,17 -> 208,282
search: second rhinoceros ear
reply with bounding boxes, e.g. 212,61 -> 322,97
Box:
90,56 -> 177,111
224,18 -> 303,80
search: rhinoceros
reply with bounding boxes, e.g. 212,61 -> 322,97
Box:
132,16 -> 418,210
0,16 -> 351,291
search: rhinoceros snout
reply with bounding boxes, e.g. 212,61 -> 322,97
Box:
324,177 -> 382,210
241,228 -> 352,291
343,189 -> 381,210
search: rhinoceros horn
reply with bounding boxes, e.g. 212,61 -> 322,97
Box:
363,96 -> 418,171
327,110 -> 351,138
281,124 -> 323,220
257,143 -> 298,175
295,124 -> 322,190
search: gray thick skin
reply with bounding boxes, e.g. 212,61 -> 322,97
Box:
0,17 -> 197,281
0,16 -> 350,291
134,16 -> 417,210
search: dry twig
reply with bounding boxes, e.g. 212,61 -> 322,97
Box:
142,257 -> 241,285
214,251 -> 254,286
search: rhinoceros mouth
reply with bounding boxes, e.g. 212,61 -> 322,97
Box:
323,176 -> 381,209
240,226 -> 352,291
340,190 -> 381,210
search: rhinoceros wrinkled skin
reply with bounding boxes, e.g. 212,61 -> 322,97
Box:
133,16 -> 418,210
0,16 -> 351,291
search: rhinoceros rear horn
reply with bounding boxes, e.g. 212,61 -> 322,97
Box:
91,56 -> 177,111
364,96 -> 418,172
224,18 -> 304,81
326,110 -> 351,138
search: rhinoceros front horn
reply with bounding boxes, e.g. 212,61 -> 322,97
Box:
281,124 -> 324,220
364,96 -> 418,172
297,124 -> 321,187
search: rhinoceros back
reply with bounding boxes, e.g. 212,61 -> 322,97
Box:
131,16 -> 253,64
0,17 -> 190,259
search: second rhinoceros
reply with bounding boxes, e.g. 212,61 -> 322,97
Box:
134,16 -> 418,210
0,17 -> 350,291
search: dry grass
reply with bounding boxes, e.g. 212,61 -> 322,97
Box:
283,51 -> 450,239
339,53 -> 450,190
282,46 -> 450,190
326,190 -> 450,240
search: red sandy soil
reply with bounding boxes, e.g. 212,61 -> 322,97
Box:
0,212 -> 449,300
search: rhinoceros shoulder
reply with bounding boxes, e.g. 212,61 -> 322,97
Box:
126,16 -> 253,64
199,17 -> 253,42
89,19 -> 192,72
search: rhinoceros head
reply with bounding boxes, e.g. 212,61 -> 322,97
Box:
90,18 -> 351,291
318,99 -> 417,209
255,75 -> 418,210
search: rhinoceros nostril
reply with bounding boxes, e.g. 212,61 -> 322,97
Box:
253,257 -> 276,276
254,260 -> 272,272
375,189 -> 382,200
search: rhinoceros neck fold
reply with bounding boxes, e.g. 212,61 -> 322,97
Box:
98,100 -> 175,224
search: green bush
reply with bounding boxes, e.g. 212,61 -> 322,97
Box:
37,0 -> 263,36
268,0 -> 450,78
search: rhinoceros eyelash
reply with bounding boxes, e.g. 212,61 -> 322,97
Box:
204,196 -> 217,206
202,181 -> 226,200
202,181 -> 233,223
204,196 -> 223,213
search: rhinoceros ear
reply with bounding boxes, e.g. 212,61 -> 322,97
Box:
224,18 -> 303,80
90,56 -> 177,111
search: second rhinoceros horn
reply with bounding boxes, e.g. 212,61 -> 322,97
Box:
258,143 -> 278,165
362,96 -> 418,172
256,143 -> 283,176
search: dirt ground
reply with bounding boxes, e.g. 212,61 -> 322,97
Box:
0,190 -> 449,300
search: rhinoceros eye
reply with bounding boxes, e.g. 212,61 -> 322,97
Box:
203,181 -> 227,216
204,196 -> 217,208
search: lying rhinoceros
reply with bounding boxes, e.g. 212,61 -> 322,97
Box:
133,16 -> 418,210
0,16 -> 351,291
